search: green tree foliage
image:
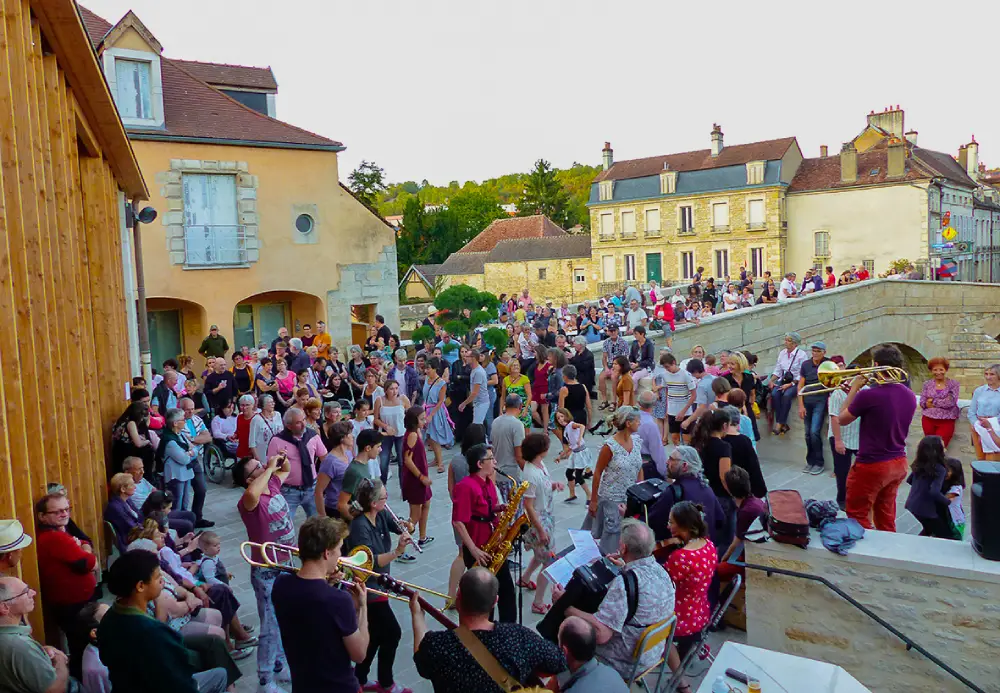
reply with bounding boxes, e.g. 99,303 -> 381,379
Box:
348,160 -> 387,211
433,285 -> 499,336
448,191 -> 508,245
517,158 -> 571,227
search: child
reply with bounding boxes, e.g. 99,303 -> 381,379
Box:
351,399 -> 374,458
77,602 -> 111,693
195,531 -> 231,586
651,352 -> 670,442
517,433 -> 563,614
904,436 -> 960,540
704,354 -> 723,377
944,457 -> 966,538
554,408 -> 591,503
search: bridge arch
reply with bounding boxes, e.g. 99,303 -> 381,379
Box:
848,342 -> 930,385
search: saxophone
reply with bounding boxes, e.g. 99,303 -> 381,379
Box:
483,473 -> 530,575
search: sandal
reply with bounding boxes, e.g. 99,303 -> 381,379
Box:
531,602 -> 551,615
517,578 -> 537,590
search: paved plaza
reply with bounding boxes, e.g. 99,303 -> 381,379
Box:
207,414 -> 974,692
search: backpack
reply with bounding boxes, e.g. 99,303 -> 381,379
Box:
624,570 -> 640,625
765,489 -> 810,547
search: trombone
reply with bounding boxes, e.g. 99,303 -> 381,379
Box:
239,541 -> 449,602
798,363 -> 909,396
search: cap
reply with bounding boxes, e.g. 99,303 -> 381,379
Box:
210,324 -> 219,330
427,305 -> 437,315
811,341 -> 827,351
0,520 -> 32,553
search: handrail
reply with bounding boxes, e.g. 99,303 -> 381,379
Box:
735,560 -> 986,693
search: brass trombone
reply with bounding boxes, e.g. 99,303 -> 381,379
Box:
239,541 -> 449,602
798,363 -> 909,396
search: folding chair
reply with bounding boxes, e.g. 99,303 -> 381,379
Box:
662,575 -> 743,692
625,614 -> 677,693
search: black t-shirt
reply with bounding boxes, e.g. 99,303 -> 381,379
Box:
703,287 -> 718,309
377,325 -> 393,344
724,434 -> 767,499
799,358 -> 829,403
204,371 -> 236,409
414,623 -> 565,693
700,437 -> 732,497
347,511 -> 397,579
231,366 -> 253,395
271,574 -> 359,693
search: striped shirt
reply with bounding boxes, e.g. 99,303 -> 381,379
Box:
828,388 -> 860,450
663,368 -> 697,416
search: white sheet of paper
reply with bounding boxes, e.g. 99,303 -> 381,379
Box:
543,530 -> 603,586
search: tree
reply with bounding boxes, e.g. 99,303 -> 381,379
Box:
433,285 -> 498,338
348,160 -> 386,211
448,191 -> 508,248
517,158 -> 571,226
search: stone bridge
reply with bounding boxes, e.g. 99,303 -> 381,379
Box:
590,279 -> 1000,395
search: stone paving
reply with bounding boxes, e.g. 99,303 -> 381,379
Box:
204,414 -> 974,692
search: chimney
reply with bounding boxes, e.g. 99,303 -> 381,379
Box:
958,145 -> 968,172
710,124 -> 724,157
840,142 -> 857,183
602,142 -> 613,171
904,130 -> 918,146
866,106 -> 905,139
820,145 -> 828,158
967,136 -> 979,180
887,139 -> 905,178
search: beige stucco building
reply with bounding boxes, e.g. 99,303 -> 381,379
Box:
81,7 -> 398,369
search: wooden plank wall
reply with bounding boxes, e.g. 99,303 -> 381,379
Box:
0,0 -> 131,635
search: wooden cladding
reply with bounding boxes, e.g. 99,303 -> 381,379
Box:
0,0 -> 132,636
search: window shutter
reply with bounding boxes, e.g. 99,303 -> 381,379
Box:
621,211 -> 635,236
713,203 -> 729,227
748,199 -> 764,225
645,208 -> 660,232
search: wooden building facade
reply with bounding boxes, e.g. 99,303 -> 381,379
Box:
0,0 -> 146,634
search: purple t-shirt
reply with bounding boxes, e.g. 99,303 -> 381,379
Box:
318,454 -> 349,509
271,574 -> 359,693
736,496 -> 767,539
848,384 -> 917,463
238,474 -> 296,563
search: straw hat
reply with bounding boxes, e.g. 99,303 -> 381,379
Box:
0,520 -> 32,553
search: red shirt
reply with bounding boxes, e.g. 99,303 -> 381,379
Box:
36,527 -> 97,605
653,303 -> 675,330
824,273 -> 835,289
856,268 -> 870,281
452,474 -> 498,548
236,414 -> 253,458
665,540 -> 716,636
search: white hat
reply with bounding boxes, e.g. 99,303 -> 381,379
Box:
0,520 -> 32,553
427,305 -> 437,315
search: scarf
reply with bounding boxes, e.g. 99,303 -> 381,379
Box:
156,428 -> 190,467
276,427 -> 318,486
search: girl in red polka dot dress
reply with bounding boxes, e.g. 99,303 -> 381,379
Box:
664,500 -> 717,693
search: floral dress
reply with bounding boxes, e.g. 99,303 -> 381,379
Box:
504,375 -> 532,428
422,377 -> 453,446
523,462 -> 555,556
665,540 -> 717,636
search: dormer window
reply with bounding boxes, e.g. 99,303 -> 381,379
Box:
115,58 -> 153,119
599,180 -> 613,201
746,160 -> 766,185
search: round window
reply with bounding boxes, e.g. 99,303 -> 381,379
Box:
295,213 -> 314,234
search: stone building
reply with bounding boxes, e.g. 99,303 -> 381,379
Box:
438,215 -> 595,303
587,128 -> 803,291
399,263 -> 443,300
80,6 -> 399,366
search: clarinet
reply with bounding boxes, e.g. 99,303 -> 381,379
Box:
385,502 -> 422,553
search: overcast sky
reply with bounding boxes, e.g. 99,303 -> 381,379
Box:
84,0 -> 1000,185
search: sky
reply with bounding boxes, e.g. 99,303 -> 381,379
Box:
83,0 -> 1000,185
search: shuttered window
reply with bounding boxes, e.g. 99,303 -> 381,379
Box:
115,58 -> 152,119
748,199 -> 765,228
712,202 -> 729,229
600,213 -> 614,237
621,211 -> 636,237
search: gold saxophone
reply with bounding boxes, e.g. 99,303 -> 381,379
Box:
483,473 -> 530,575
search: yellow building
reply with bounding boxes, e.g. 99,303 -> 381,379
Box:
399,263 -> 443,301
588,128 -> 802,290
786,108 -> 979,280
80,7 -> 398,368
438,216 -> 595,303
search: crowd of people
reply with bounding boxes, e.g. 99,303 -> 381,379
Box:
2,281 -> 994,693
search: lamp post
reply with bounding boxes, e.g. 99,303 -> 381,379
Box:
129,200 -> 157,384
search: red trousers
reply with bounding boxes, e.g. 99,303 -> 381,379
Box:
921,417 -> 956,448
845,456 -> 908,532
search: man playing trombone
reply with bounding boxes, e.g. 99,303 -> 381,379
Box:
271,516 -> 370,693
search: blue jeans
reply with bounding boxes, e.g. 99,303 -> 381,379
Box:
772,384 -> 798,425
803,399 -> 828,468
250,566 -> 287,685
193,667 -> 228,693
281,483 -> 317,520
166,478 -> 192,512
379,435 -> 404,486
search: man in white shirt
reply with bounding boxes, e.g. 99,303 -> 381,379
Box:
766,332 -> 807,435
778,272 -> 799,301
625,299 -> 648,333
661,353 -> 697,445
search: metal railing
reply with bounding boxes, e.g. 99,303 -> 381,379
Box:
712,224 -> 731,233
736,559 -> 986,693
597,280 -> 645,296
183,224 -> 247,267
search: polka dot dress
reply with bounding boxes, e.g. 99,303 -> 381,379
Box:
665,540 -> 717,636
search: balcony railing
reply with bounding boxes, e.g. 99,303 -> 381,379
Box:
645,228 -> 662,237
678,227 -> 696,236
597,279 -> 644,296
598,232 -> 616,241
712,224 -> 731,233
748,221 -> 767,230
183,224 -> 247,267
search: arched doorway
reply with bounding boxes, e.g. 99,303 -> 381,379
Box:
849,343 -> 930,387
146,297 -> 208,370
234,290 -> 325,352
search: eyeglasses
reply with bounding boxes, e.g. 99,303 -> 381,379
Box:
44,505 -> 71,516
1,586 -> 31,602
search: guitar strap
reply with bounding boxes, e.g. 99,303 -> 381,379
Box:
454,625 -> 522,692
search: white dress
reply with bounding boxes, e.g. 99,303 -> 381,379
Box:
564,424 -> 592,470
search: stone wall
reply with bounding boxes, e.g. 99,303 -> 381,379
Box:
586,279 -> 1000,397
482,258 -> 595,305
745,530 -> 1000,693
327,242 -> 399,348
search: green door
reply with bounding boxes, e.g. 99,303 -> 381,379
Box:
233,305 -> 255,353
258,303 -> 289,347
148,309 -> 182,370
646,253 -> 662,283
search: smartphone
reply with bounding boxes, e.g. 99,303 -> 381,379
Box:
725,668 -> 749,685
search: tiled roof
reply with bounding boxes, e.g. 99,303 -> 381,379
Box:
788,142 -> 976,193
457,215 -> 566,254
594,137 -> 797,183
413,264 -> 444,281
438,252 -> 488,276
78,6 -> 341,150
170,59 -> 277,91
486,235 -> 591,263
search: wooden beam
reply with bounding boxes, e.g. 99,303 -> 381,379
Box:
72,100 -> 100,158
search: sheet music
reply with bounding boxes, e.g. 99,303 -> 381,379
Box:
543,529 -> 602,587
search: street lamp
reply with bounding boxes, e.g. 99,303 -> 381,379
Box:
127,201 -> 157,383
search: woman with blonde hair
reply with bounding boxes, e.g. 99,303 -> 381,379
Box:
586,406 -> 644,554
725,350 -> 760,440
